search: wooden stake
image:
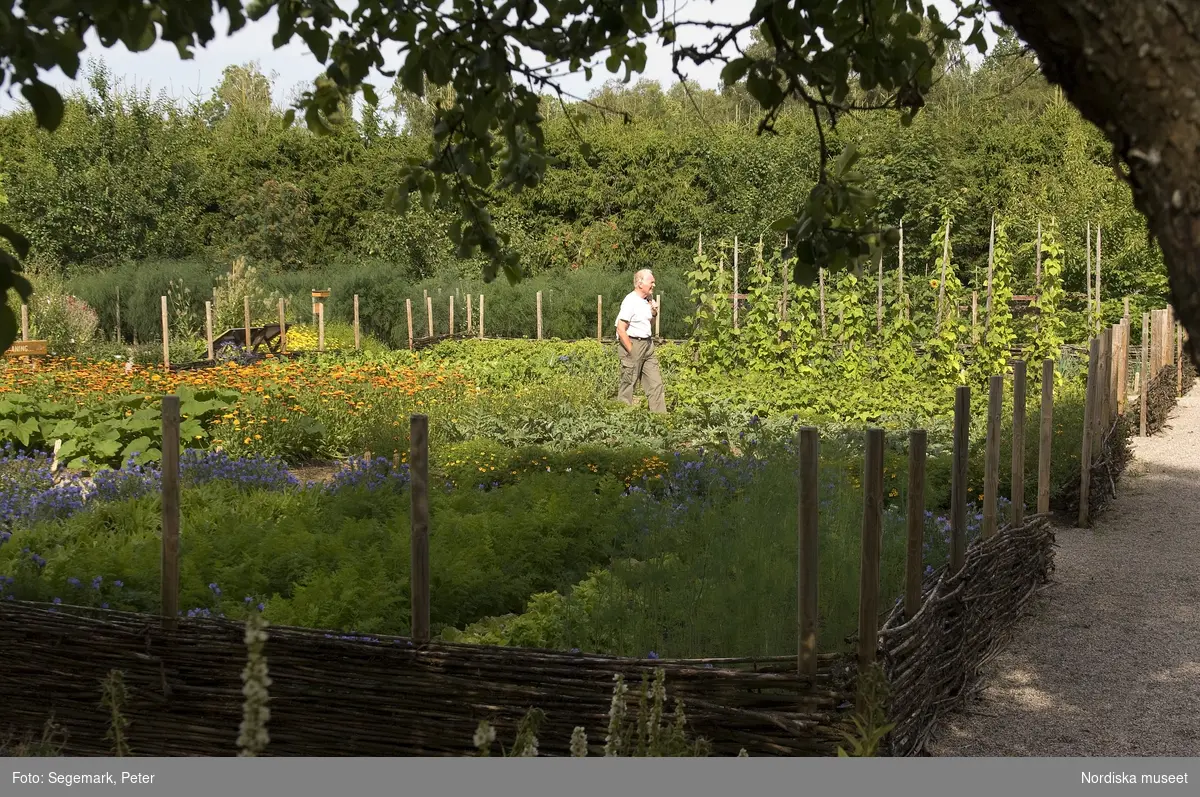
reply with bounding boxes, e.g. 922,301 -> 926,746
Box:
937,220 -> 950,329
905,429 -> 927,619
1078,336 -> 1098,527
733,236 -> 740,330
655,294 -> 661,338
1011,360 -> 1026,527
1037,359 -> 1054,515
1086,222 -> 1093,331
115,287 -> 121,343
876,252 -> 884,333
1179,321 -> 1185,397
536,291 -> 543,340
244,296 -> 252,350
478,294 -> 484,339
986,213 -> 995,325
466,293 -> 473,333
278,298 -> 287,355
819,269 -> 826,334
1035,220 -> 1042,286
1117,320 -> 1127,414
857,427 -> 884,709
950,386 -> 970,574
971,292 -> 979,343
983,374 -> 1003,538
161,395 -> 181,631
1095,225 -> 1102,331
426,295 -> 434,338
597,295 -> 603,342
20,303 -> 28,341
406,299 -> 414,350
161,296 -> 170,369
409,414 -> 430,644
354,294 -> 361,350
318,303 -> 325,352
1141,312 -> 1150,436
205,301 -> 215,360
797,426 -> 819,680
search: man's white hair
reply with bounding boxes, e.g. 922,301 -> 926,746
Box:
634,268 -> 655,287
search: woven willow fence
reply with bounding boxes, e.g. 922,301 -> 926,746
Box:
0,600 -> 855,757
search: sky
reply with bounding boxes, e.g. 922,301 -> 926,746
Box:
0,0 -> 1000,115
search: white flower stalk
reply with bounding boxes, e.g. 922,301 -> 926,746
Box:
237,612 -> 271,757
604,674 -> 628,756
570,726 -> 589,757
473,720 -> 496,756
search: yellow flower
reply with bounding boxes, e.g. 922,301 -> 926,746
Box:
244,437 -> 251,444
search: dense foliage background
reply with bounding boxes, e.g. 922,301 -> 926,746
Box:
0,37 -> 1165,346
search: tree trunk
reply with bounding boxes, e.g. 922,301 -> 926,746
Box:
991,0 -> 1200,366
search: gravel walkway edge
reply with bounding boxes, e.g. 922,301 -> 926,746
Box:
924,379 -> 1200,757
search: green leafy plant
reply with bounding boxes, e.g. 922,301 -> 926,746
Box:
837,662 -> 896,757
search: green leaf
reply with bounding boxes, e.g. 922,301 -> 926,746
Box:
720,58 -> 751,86
122,436 -> 154,459
92,439 -> 122,459
21,80 -> 65,130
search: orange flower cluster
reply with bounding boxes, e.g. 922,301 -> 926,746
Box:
0,355 -> 472,451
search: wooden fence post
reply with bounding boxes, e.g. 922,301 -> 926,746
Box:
983,374 -> 1002,538
1140,312 -> 1149,436
819,269 -> 827,334
971,291 -> 979,343
21,303 -> 28,342
1037,359 -> 1054,515
278,299 -> 287,355
876,256 -> 884,333
244,296 -> 252,350
1011,360 -> 1026,526
478,295 -> 485,339
466,293 -> 473,333
161,394 -> 181,631
426,295 -> 434,338
905,429 -> 927,619
1179,321 -> 1185,397
536,291 -> 543,340
597,295 -> 603,343
318,302 -> 325,352
1117,319 -> 1128,414
115,287 -> 121,342
161,296 -> 170,369
655,294 -> 661,338
857,428 -> 884,711
354,294 -> 361,350
797,426 -> 820,679
950,386 -> 970,574
410,414 -> 430,644
449,296 -> 454,337
733,236 -> 739,330
1078,336 -> 1099,527
406,299 -> 414,351
205,301 -> 215,360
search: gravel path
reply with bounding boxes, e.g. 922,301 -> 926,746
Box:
925,380 -> 1200,757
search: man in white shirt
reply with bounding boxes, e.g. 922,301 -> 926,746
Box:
615,269 -> 666,413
